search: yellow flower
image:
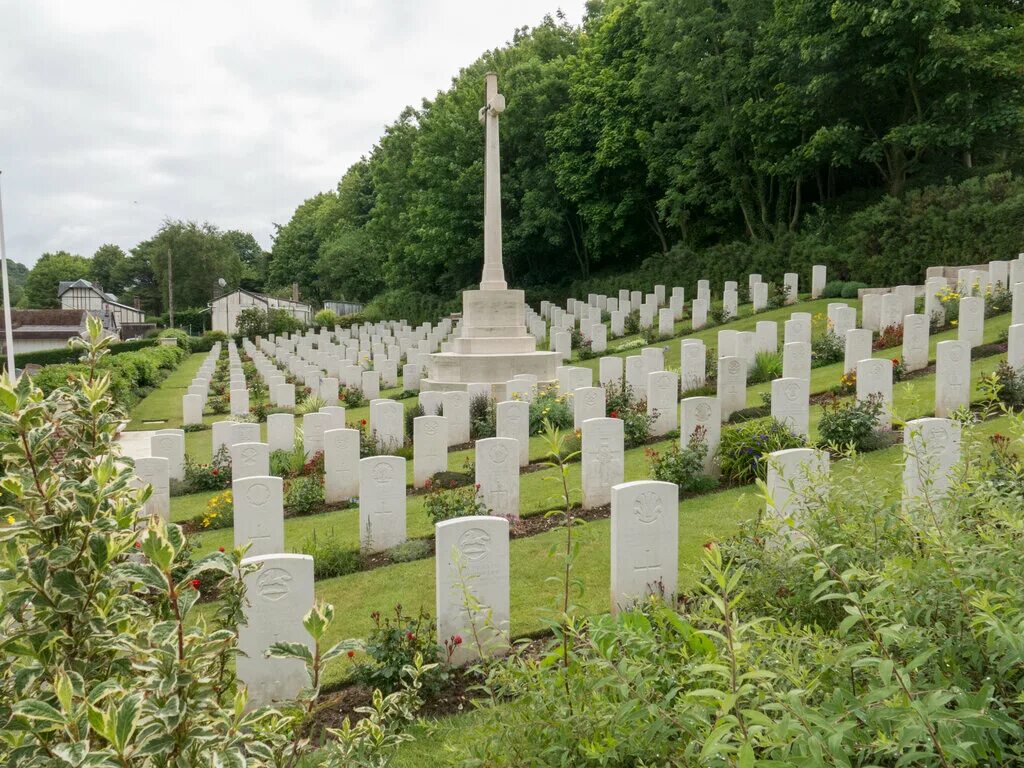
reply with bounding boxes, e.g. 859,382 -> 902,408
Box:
951,320 -> 958,326
6,515 -> 14,525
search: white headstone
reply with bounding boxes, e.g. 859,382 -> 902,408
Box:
765,448 -> 829,532
691,298 -> 708,330
182,394 -> 202,425
610,480 -> 679,614
442,391 -> 471,446
370,399 -> 404,452
844,329 -> 872,375
413,416 -> 449,488
475,438 -> 520,519
233,476 -> 284,557
680,396 -> 720,477
958,296 -> 984,348
267,413 -> 295,453
231,422 -> 261,447
231,442 -> 270,480
811,265 -> 826,299
435,516 -> 510,665
935,340 -> 971,418
856,357 -> 893,428
302,412 -> 331,458
323,427 -> 360,503
782,341 -> 811,382
237,553 -> 314,708
212,420 -> 236,458
903,417 -> 961,506
754,321 -> 778,354
599,356 -> 624,387
1009,323 -> 1024,370
230,388 -> 249,416
150,431 -> 184,482
680,340 -> 706,391
573,386 -> 606,430
581,417 -> 624,510
358,456 -> 407,553
783,273 -> 798,304
862,293 -> 882,332
770,377 -> 809,438
902,313 -> 929,372
133,456 -> 170,522
646,371 -> 679,436
717,356 -> 746,421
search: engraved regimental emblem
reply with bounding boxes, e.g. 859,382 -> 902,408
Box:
633,491 -> 663,525
257,568 -> 292,601
457,528 -> 491,561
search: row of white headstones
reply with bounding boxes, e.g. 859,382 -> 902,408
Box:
145,260 -> 1024,707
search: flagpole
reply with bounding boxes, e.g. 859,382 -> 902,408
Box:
0,171 -> 16,378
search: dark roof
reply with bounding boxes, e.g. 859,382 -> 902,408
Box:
0,309 -> 85,339
56,279 -> 136,310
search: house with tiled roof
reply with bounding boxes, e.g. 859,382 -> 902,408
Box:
57,279 -> 147,336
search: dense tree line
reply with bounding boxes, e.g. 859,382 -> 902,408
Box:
267,0 -> 1024,320
16,221 -> 267,314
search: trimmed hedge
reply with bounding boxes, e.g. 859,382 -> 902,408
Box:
27,345 -> 187,407
1,338 -> 160,369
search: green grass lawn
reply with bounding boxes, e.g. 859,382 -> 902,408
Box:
126,353 -> 208,430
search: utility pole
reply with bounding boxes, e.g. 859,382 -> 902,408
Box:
0,172 -> 15,376
167,247 -> 174,329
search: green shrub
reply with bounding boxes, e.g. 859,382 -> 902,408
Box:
840,281 -> 868,298
388,538 -> 434,563
183,446 -> 232,492
984,362 -> 1024,409
300,530 -> 361,579
314,308 -> 341,328
818,393 -> 888,452
749,351 -> 782,384
157,327 -> 191,350
470,393 -> 496,439
646,430 -> 718,493
822,280 -> 847,298
284,475 -> 324,515
423,481 -> 488,524
529,385 -> 573,434
718,418 -> 806,482
610,399 -> 656,449
354,606 -> 450,696
623,309 -> 640,335
811,332 -> 844,367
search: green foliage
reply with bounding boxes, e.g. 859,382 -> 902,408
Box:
422,480 -> 488,525
284,475 -> 325,516
387,538 -> 434,563
719,418 -> 806,482
529,385 -> 573,434
608,395 -> 656,449
646,429 -> 718,493
811,331 -> 844,367
985,362 -> 1024,410
748,350 -> 782,384
300,530 -> 361,580
354,607 -> 450,697
1,337 -> 160,369
818,393 -> 888,452
24,250 -> 92,307
470,392 -> 496,440
183,446 -> 232,493
313,308 -> 340,328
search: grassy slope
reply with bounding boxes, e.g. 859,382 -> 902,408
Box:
132,300 -> 1011,691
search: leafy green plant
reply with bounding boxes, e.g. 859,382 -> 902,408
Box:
270,438 -> 308,478
646,429 -> 718,493
183,445 -> 232,492
609,400 -> 655,448
422,480 -> 488,524
984,362 -> 1024,409
300,530 -> 361,579
470,392 -> 496,439
284,474 -> 324,515
748,350 -> 782,384
811,331 -> 844,367
529,385 -> 573,434
388,538 -> 434,563
818,393 -> 888,452
718,418 -> 805,482
353,606 -> 450,696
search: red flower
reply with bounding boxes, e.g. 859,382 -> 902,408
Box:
191,579 -> 200,589
218,546 -> 225,553
703,541 -> 716,550
211,468 -> 219,476
475,483 -> 481,490
453,634 -> 463,645
610,410 -> 619,419
134,541 -> 141,549
424,478 -> 432,489
347,650 -> 355,658
891,358 -> 900,365
360,419 -> 367,427
406,632 -> 415,642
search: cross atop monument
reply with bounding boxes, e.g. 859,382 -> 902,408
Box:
478,72 -> 507,291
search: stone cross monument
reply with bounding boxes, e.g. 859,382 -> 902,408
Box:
479,72 -> 507,291
422,72 -> 558,393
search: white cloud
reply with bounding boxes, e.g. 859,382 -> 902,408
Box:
0,0 -> 583,266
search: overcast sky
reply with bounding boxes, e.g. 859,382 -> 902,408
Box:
1,0 -> 583,268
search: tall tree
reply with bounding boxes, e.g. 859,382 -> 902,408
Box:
135,220 -> 243,314
89,244 -> 128,294
24,251 -> 91,308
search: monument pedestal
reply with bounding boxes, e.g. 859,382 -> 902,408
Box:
423,288 -> 558,393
